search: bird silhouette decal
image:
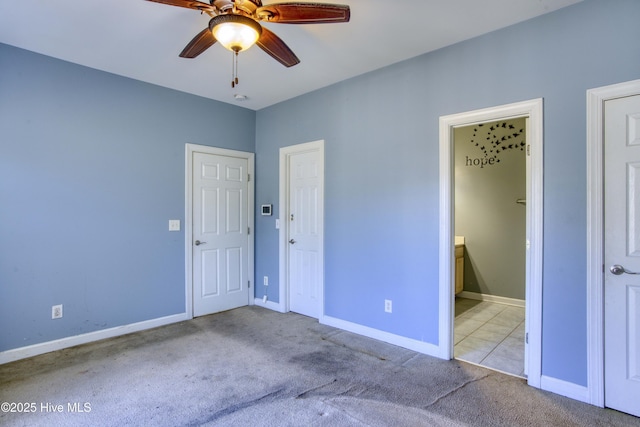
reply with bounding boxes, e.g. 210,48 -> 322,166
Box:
468,120 -> 526,165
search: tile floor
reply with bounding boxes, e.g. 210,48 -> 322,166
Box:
454,297 -> 525,377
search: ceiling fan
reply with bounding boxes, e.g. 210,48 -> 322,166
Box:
146,0 -> 350,86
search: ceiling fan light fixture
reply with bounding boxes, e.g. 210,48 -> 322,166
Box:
209,14 -> 262,52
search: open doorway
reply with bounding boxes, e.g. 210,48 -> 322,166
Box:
438,99 -> 543,388
453,119 -> 527,377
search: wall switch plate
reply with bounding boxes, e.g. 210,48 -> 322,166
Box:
275,219 -> 280,229
384,299 -> 392,313
169,220 -> 180,231
263,276 -> 268,286
52,304 -> 63,319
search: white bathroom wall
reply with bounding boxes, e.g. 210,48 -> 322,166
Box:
454,118 -> 526,300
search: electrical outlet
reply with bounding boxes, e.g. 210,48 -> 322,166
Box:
263,276 -> 268,287
384,299 -> 392,313
52,304 -> 63,319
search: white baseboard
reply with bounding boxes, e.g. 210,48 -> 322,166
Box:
320,315 -> 442,358
540,375 -> 589,403
253,298 -> 286,313
458,291 -> 525,308
0,313 -> 190,365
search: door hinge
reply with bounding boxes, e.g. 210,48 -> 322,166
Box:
247,227 -> 250,235
248,173 -> 250,182
248,280 -> 251,288
525,332 -> 529,344
526,144 -> 531,156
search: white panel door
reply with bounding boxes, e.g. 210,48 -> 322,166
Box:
604,94 -> 640,417
288,150 -> 322,318
193,152 -> 249,317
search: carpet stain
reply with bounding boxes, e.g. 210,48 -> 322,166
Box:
288,350 -> 353,376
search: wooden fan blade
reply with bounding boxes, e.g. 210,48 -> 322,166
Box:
256,3 -> 350,24
180,28 -> 217,58
145,0 -> 214,13
256,27 -> 300,67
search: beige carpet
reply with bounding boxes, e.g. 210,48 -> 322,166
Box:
1,306 -> 638,426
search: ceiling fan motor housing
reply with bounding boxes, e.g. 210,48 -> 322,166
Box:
212,0 -> 261,16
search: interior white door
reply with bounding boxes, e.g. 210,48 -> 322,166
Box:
604,94 -> 640,417
288,150 -> 322,318
192,152 -> 249,317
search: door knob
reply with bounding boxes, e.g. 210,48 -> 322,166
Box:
195,240 -> 207,246
289,239 -> 296,244
610,264 -> 640,275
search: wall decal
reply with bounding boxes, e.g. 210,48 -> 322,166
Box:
464,120 -> 525,167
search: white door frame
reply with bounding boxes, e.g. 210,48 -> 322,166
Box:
185,143 -> 255,318
439,99 -> 544,388
586,79 -> 640,407
278,140 -> 325,317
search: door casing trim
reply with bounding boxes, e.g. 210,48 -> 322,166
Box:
586,79 -> 640,407
185,143 -> 255,318
439,98 -> 543,388
278,140 -> 325,319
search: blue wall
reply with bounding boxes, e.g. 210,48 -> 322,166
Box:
0,44 -> 255,351
2,0 -> 639,391
254,0 -> 640,386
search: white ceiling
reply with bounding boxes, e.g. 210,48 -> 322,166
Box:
0,0 -> 582,110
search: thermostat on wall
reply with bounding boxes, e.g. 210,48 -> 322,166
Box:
261,204 -> 272,216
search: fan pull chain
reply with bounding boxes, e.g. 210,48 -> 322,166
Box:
231,51 -> 239,88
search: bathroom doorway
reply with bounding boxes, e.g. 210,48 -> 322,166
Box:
438,99 -> 543,388
453,118 -> 526,377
